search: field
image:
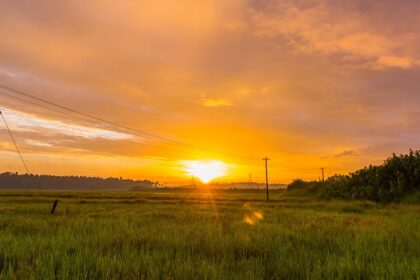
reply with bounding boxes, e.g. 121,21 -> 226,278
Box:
0,189 -> 419,279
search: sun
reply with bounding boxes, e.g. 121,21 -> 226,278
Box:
183,160 -> 228,184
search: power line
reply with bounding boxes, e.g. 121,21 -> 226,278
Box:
0,85 -> 258,161
2,85 -> 327,183
0,90 -> 95,124
0,109 -> 30,174
0,92 -> 213,158
0,85 -> 172,142
0,90 -> 213,157
0,95 -> 328,178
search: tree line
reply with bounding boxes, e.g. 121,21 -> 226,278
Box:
288,150 -> 420,202
0,172 -> 159,190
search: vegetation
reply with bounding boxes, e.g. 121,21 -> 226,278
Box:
1,151 -> 419,278
0,189 -> 419,279
288,150 -> 420,203
0,172 -> 159,190
212,182 -> 287,189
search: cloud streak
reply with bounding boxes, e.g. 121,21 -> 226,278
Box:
1,108 -> 132,141
202,98 -> 232,107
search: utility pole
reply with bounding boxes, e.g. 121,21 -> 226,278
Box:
263,157 -> 270,201
321,167 -> 325,181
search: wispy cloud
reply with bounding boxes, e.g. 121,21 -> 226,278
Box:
249,0 -> 420,70
202,98 -> 232,107
24,139 -> 53,148
375,55 -> 417,70
1,108 -> 132,140
334,150 -> 358,158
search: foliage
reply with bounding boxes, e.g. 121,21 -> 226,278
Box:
286,179 -> 321,197
288,150 -> 420,202
0,172 -> 159,190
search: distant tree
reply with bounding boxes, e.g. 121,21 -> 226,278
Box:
0,172 -> 159,190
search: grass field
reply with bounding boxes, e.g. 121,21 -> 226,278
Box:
0,188 -> 419,279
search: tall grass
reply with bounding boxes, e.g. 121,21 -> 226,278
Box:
0,190 -> 418,279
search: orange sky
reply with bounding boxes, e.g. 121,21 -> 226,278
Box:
1,0 -> 420,184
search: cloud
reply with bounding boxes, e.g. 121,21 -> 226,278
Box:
376,56 -> 418,70
24,139 -> 52,148
248,0 -> 420,69
202,98 -> 232,107
334,150 -> 358,158
1,108 -> 132,140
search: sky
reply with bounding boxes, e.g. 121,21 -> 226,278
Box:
0,0 -> 419,184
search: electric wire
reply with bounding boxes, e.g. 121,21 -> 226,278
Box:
0,109 -> 30,174
0,85 -> 258,161
0,91 -> 242,160
0,91 -> 327,177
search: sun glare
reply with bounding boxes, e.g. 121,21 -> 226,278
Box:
183,160 -> 228,183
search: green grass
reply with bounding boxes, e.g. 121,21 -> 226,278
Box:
0,189 -> 418,279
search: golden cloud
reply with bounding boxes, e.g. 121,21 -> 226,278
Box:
202,98 -> 232,107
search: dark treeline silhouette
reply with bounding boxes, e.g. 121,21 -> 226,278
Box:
0,172 -> 159,190
288,150 -> 420,203
212,182 -> 286,189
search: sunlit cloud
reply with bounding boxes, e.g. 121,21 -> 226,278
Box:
249,0 -> 420,70
25,139 -> 53,148
1,108 -> 132,140
202,98 -> 232,107
376,55 -> 417,70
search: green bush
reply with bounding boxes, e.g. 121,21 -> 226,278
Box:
288,150 -> 420,203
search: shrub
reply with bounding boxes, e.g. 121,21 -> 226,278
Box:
288,150 -> 420,202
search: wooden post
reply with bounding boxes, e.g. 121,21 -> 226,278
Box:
51,200 -> 58,215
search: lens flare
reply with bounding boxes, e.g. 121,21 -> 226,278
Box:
242,204 -> 264,226
244,215 -> 255,225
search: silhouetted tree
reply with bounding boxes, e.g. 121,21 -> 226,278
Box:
0,172 -> 159,190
